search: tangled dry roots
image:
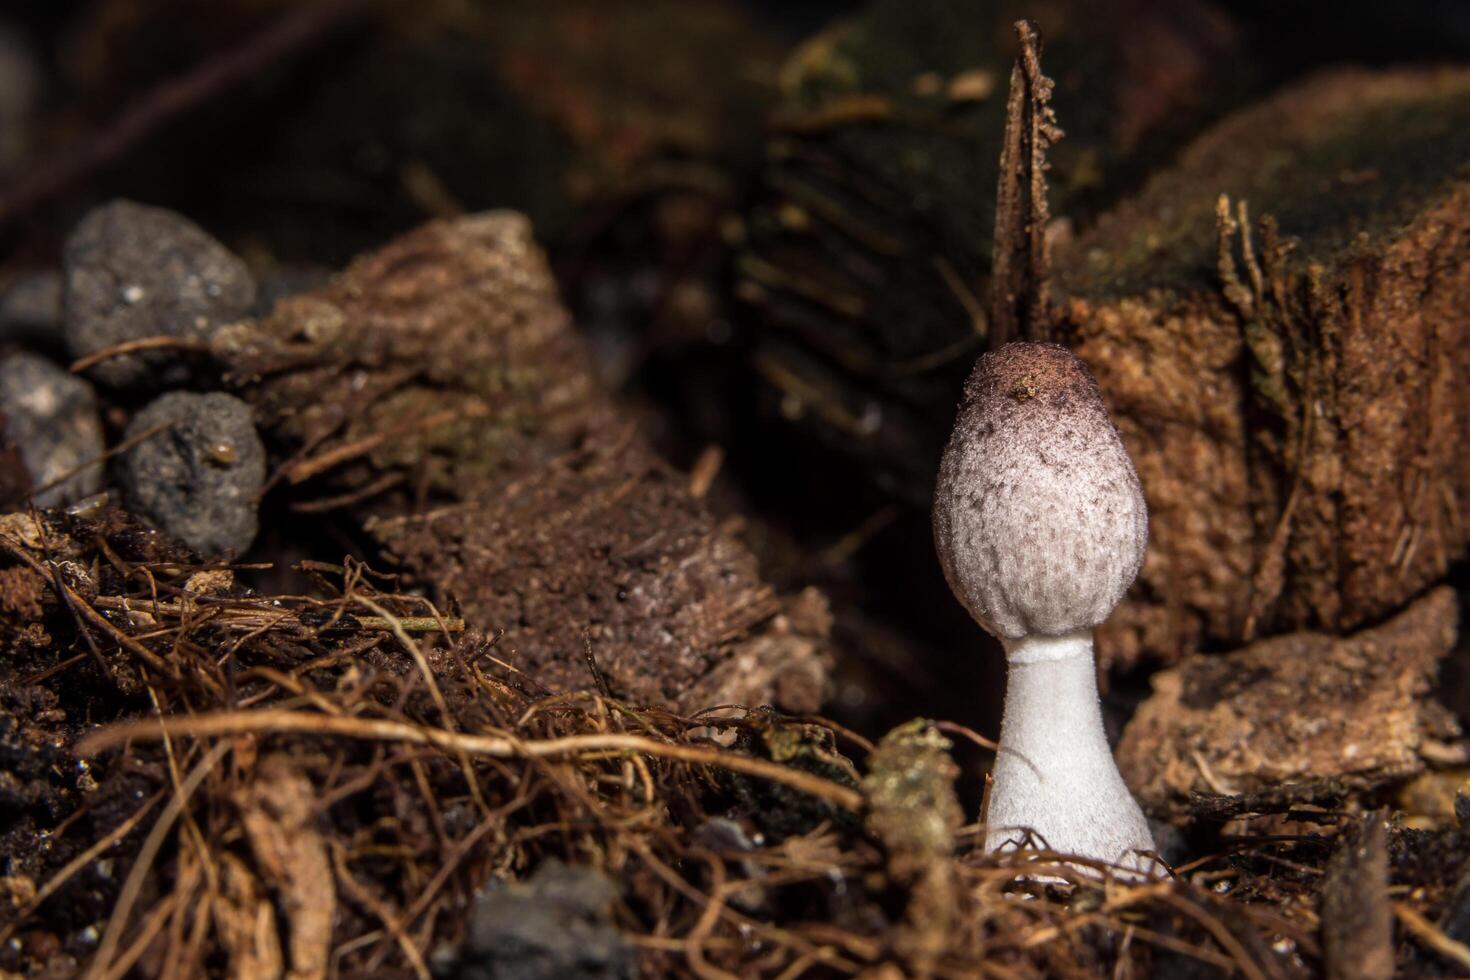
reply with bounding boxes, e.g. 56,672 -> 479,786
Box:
0,505 -> 1449,979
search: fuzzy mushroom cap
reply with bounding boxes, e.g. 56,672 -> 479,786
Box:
933,342 -> 1147,640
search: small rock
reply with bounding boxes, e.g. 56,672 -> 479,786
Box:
0,353 -> 106,507
116,392 -> 266,558
63,201 -> 256,389
436,861 -> 634,980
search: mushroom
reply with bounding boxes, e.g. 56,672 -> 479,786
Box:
932,342 -> 1156,876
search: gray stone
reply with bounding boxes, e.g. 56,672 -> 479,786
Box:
117,392 -> 266,558
437,861 -> 634,980
63,201 -> 256,389
0,352 -> 105,507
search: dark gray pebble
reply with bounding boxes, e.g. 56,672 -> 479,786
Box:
63,200 -> 256,389
0,352 -> 105,507
435,860 -> 634,980
117,392 -> 266,558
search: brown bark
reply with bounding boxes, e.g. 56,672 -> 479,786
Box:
215,212 -> 829,713
1117,587 -> 1461,819
1056,67 -> 1470,666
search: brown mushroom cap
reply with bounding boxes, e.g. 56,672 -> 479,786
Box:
933,342 -> 1147,640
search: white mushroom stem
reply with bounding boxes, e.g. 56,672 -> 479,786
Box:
985,630 -> 1155,875
934,343 -> 1158,876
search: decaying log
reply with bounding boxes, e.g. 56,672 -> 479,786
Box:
738,0 -> 1243,499
214,212 -> 829,713
1117,587 -> 1463,819
1058,67 -> 1470,666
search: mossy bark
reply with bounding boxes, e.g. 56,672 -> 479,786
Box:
1057,67 -> 1470,666
214,213 -> 829,713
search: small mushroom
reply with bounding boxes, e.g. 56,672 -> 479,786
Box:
933,342 -> 1156,876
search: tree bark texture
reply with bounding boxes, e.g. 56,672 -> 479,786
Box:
215,212 -> 830,713
1060,67 -> 1470,666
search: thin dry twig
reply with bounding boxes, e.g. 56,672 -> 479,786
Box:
87,742 -> 232,980
68,337 -> 208,375
77,709 -> 866,811
25,420 -> 176,504
989,19 -> 1063,348
282,403 -> 492,484
1395,903 -> 1470,971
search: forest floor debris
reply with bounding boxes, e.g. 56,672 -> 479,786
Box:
2,505 -> 1469,977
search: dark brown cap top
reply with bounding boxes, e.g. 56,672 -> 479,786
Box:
932,343 -> 1147,639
